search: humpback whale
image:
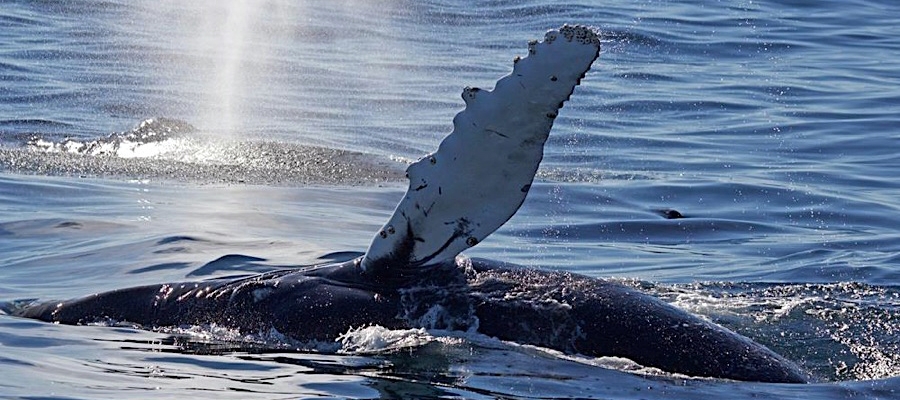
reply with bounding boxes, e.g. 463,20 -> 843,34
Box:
13,26 -> 807,384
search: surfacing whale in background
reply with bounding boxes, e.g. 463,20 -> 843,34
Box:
13,26 -> 807,384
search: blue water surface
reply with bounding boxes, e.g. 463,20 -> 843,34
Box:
1,0 -> 899,398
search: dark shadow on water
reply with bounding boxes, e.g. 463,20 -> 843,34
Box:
186,254 -> 280,277
128,262 -> 192,274
156,235 -> 203,245
126,253 -> 292,278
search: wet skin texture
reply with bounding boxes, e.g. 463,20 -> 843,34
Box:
17,258 -> 807,383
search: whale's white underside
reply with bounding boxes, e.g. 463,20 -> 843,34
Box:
362,25 -> 600,273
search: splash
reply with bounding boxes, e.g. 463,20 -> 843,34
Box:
657,281 -> 900,381
337,325 -> 449,354
27,118 -> 198,159
8,118 -> 404,185
151,324 -> 342,353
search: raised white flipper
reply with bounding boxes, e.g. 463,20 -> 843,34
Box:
362,25 -> 600,275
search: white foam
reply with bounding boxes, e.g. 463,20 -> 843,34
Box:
336,325 -> 441,354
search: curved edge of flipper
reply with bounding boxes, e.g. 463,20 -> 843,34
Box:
362,25 -> 600,277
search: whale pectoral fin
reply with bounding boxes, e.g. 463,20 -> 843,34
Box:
362,25 -> 600,275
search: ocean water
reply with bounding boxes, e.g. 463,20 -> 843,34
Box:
1,0 -> 899,398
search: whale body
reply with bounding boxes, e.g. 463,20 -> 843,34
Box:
12,26 -> 808,383
17,257 -> 807,383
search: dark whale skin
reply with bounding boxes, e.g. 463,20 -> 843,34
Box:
16,258 -> 807,383
464,261 -> 807,384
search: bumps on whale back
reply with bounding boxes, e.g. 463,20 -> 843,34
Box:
362,25 -> 600,278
